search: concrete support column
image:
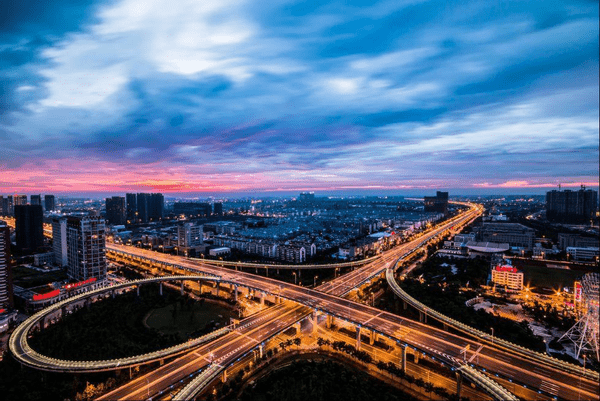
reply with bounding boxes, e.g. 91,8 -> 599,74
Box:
294,321 -> 301,334
159,283 -> 163,296
198,281 -> 202,295
310,311 -> 317,334
260,292 -> 264,305
369,330 -> 376,345
414,350 -> 419,364
111,289 -> 115,299
403,301 -> 407,310
216,282 -> 220,297
180,281 -> 184,296
258,344 -> 264,359
234,285 -> 238,302
137,286 -> 140,297
356,326 -> 361,349
401,345 -> 407,372
265,268 -> 268,277
222,370 -> 227,383
443,323 -> 448,331
456,371 -> 463,399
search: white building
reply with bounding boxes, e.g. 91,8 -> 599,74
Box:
491,264 -> 524,291
566,246 -> 599,262
177,223 -> 203,248
67,215 -> 106,281
52,217 -> 68,267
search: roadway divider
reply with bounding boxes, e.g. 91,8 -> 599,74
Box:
386,264 -> 599,382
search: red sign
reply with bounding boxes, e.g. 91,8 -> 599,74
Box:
495,265 -> 517,273
33,289 -> 60,301
0,309 -> 5,314
64,277 -> 97,290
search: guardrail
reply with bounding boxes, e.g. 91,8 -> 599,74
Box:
458,364 -> 519,401
386,266 -> 599,382
9,275 -> 234,372
172,363 -> 224,401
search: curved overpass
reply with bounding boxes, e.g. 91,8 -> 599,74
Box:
385,249 -> 600,383
9,275 -> 237,373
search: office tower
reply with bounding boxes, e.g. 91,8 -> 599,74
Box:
136,193 -> 149,223
148,193 -> 164,221
67,215 -> 106,281
14,195 -> 27,207
44,195 -> 56,211
0,221 -> 14,308
173,202 -> 211,217
0,196 -> 3,215
2,196 -> 14,216
105,196 -> 126,225
214,202 -> 223,215
177,223 -> 203,248
14,205 -> 44,253
126,193 -> 137,224
546,186 -> 598,223
424,191 -> 449,214
30,195 -> 42,206
52,217 -> 68,267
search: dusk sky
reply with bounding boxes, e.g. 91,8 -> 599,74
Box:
1,0 -> 598,196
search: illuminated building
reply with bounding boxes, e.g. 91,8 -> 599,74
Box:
491,264 -> 524,291
67,215 -> 106,281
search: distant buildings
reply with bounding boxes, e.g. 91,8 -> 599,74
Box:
67,215 -> 106,281
0,221 -> 13,309
213,202 -> 223,215
491,264 -> 524,291
558,233 -> 598,250
566,246 -> 599,262
0,196 -> 13,216
475,222 -> 535,250
299,192 -> 315,201
174,202 -> 211,217
424,191 -> 449,214
52,217 -> 68,267
13,195 -> 27,207
30,194 -> 42,206
44,195 -> 55,211
125,193 -> 164,224
105,196 -> 126,225
546,186 -> 598,223
15,204 -> 44,253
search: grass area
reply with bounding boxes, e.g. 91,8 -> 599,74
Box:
230,360 -> 420,401
146,300 -> 232,338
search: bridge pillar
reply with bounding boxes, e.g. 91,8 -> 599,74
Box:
233,285 -> 238,302
260,292 -> 264,305
401,345 -> 407,372
419,311 -> 427,323
294,321 -> 301,334
259,344 -> 264,359
403,301 -> 407,310
181,281 -> 185,295
137,286 -> 140,297
61,306 -> 67,319
443,323 -> 448,331
414,350 -> 419,364
326,315 -> 334,329
298,269 -> 301,278
356,326 -> 361,349
310,311 -> 317,334
111,289 -> 115,299
456,371 -> 463,399
369,330 -> 376,345
216,282 -> 220,297
159,283 -> 163,296
222,370 -> 227,383
265,267 -> 268,277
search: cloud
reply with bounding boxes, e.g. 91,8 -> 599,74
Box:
0,0 -> 597,194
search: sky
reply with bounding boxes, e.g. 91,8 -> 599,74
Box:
0,0 -> 598,197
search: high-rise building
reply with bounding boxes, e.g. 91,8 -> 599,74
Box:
14,195 -> 27,207
424,191 -> 449,214
67,215 -> 106,281
0,221 -> 14,309
1,196 -> 14,216
177,223 -> 203,248
44,195 -> 56,211
174,202 -> 211,217
126,193 -> 137,224
105,196 -> 126,225
475,222 -> 535,250
148,193 -> 164,221
30,195 -> 42,206
546,186 -> 598,223
14,205 -> 44,253
213,202 -> 223,215
0,196 -> 4,215
136,193 -> 149,223
52,217 -> 68,267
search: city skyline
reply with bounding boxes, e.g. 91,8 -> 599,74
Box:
1,0 -> 598,195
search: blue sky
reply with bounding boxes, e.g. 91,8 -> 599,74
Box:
0,0 -> 598,195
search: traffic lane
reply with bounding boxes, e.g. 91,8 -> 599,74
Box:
101,305 -> 311,400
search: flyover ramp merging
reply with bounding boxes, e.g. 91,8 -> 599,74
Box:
109,246 -> 599,400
